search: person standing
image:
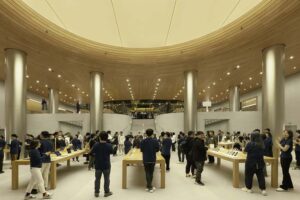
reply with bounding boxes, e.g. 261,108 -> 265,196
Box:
124,136 -> 132,155
183,131 -> 195,177
161,132 -> 172,171
41,98 -> 47,111
24,134 -> 34,158
76,101 -> 80,113
10,134 -> 19,162
294,130 -> 300,169
276,130 -> 294,192
90,132 -> 113,198
192,131 -> 207,185
88,134 -> 97,170
0,135 -> 6,173
171,133 -> 176,152
206,131 -> 217,164
177,132 -> 185,163
140,129 -> 160,193
39,131 -> 53,190
118,132 -> 125,155
242,132 -> 267,196
24,140 -> 52,199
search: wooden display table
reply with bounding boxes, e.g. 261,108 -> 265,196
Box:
207,148 -> 277,188
217,142 -> 234,149
11,149 -> 87,190
122,148 -> 166,189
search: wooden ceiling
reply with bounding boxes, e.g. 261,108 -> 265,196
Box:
0,0 -> 300,106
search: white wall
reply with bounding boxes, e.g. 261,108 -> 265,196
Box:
103,113 -> 132,134
155,111 -> 262,134
58,122 -> 82,135
205,120 -> 229,133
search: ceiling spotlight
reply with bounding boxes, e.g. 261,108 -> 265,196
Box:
45,84 -> 48,88
36,80 -> 40,83
293,66 -> 297,70
72,84 -> 75,87
29,86 -> 33,89
57,74 -> 62,78
289,56 -> 294,60
260,72 -> 263,75
82,91 -> 85,94
26,75 -> 29,78
203,89 -> 206,93
158,78 -> 161,82
256,83 -> 259,86
48,68 -> 52,72
236,65 -> 240,69
126,79 -> 130,82
240,82 -> 243,85
207,86 -> 210,89
249,77 -> 253,80
64,94 -> 67,97
77,88 -> 80,91
226,89 -> 229,92
59,91 -> 62,94
212,82 -> 216,85
36,89 -> 39,91
226,72 -> 231,76
86,94 -> 89,97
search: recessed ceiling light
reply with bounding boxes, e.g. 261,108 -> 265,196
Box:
36,89 -> 39,91
26,75 -> 29,78
57,74 -> 61,78
59,91 -> 62,94
86,94 -> 89,97
48,68 -> 52,72
226,89 -> 229,92
72,84 -> 75,87
260,72 -> 263,75
158,78 -> 161,82
236,65 -> 240,69
256,83 -> 259,86
289,56 -> 294,60
64,94 -> 67,97
244,88 -> 247,91
36,80 -> 40,83
29,86 -> 33,89
249,77 -> 252,80
219,78 -> 222,81
77,88 -> 80,91
207,86 -> 210,89
41,91 -> 44,94
203,89 -> 206,93
212,82 -> 216,85
226,72 -> 231,76
82,91 -> 85,94
293,66 -> 297,70
240,82 -> 243,85
45,84 -> 48,88
126,79 -> 130,82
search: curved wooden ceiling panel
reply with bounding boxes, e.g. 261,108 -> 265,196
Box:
0,0 -> 300,105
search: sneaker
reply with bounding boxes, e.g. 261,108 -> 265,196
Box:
241,187 -> 253,193
42,193 -> 52,199
149,189 -> 154,193
24,194 -> 36,200
104,192 -> 113,197
261,190 -> 267,196
31,189 -> 38,195
94,193 -> 99,197
276,187 -> 287,192
186,174 -> 191,177
195,181 -> 205,186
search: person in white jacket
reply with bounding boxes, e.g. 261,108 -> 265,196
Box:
118,132 -> 125,155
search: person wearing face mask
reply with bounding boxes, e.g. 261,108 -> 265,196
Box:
275,130 -> 294,192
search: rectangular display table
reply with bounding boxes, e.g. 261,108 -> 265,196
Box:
11,149 -> 87,190
217,142 -> 234,149
122,148 -> 166,189
207,148 -> 277,188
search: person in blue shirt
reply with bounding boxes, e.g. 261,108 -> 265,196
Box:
140,129 -> 159,193
161,132 -> 172,171
275,130 -> 294,192
10,134 -> 19,162
39,131 -> 53,190
124,136 -> 132,155
72,134 -> 82,162
0,135 -> 6,173
242,132 -> 267,196
25,140 -> 52,199
294,130 -> 300,169
90,131 -> 113,198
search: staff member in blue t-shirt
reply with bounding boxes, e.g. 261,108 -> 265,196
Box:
0,135 -> 6,173
140,129 -> 159,193
275,130 -> 294,192
90,131 -> 113,198
161,132 -> 172,171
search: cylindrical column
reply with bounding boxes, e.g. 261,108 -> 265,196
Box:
4,48 -> 27,150
48,88 -> 59,114
90,72 -> 104,133
229,86 -> 240,111
262,44 -> 285,187
184,70 -> 198,133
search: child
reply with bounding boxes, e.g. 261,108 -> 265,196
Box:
24,140 -> 51,199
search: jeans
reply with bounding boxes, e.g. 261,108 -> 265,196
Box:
162,154 -> 170,170
195,161 -> 204,182
88,155 -> 95,169
177,148 -> 184,162
144,163 -> 155,189
26,168 -> 46,194
185,155 -> 195,175
280,157 -> 293,190
295,151 -> 300,167
0,153 -> 3,172
245,163 -> 266,190
95,168 -> 111,194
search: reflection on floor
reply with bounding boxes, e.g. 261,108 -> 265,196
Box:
0,152 -> 299,200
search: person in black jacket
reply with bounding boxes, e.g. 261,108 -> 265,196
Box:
24,140 -> 51,199
124,136 -> 132,154
161,132 -> 172,171
184,131 -> 195,177
192,131 -> 207,185
0,135 -> 6,173
177,132 -> 185,163
10,134 -> 19,162
140,129 -> 159,193
242,132 -> 267,196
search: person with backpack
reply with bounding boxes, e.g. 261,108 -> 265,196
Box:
184,131 -> 195,177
